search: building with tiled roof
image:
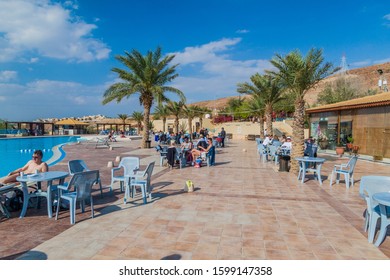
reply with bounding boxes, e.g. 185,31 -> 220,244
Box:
306,92 -> 390,159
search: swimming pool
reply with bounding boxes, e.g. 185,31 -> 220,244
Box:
0,136 -> 80,178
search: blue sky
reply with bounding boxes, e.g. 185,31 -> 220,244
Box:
1,0 -> 390,121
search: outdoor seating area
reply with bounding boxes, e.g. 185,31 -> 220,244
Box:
1,138 -> 390,260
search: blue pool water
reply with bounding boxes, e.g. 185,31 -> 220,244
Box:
0,136 -> 80,178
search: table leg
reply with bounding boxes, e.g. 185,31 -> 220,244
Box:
19,182 -> 29,218
374,204 -> 389,246
47,180 -> 53,218
301,162 -> 306,183
316,164 -> 323,185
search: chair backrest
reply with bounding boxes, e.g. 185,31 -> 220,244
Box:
359,176 -> 390,210
269,145 -> 277,156
68,160 -> 89,175
139,162 -> 155,189
272,140 -> 282,147
119,157 -> 140,176
346,156 -> 359,175
67,170 -> 99,201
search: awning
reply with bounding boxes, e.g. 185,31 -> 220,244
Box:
55,119 -> 89,126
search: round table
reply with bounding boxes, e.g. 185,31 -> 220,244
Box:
372,192 -> 390,246
295,157 -> 326,185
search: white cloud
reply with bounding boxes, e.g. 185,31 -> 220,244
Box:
236,29 -> 250,34
170,38 -> 272,99
0,70 -> 17,82
350,59 -> 372,67
374,58 -> 390,64
384,14 -> 390,20
0,78 -> 142,120
0,0 -> 110,63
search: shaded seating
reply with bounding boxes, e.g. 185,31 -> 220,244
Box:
125,161 -> 155,204
359,176 -> 390,244
68,160 -> 105,196
55,170 -> 99,224
329,155 -> 358,188
110,157 -> 140,192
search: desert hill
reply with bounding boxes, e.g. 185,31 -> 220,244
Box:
188,61 -> 390,109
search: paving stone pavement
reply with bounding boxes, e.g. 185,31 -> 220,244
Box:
2,137 -> 390,260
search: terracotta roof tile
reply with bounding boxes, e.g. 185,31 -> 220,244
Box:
306,92 -> 390,113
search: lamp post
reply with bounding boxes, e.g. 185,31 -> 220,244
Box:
377,69 -> 383,91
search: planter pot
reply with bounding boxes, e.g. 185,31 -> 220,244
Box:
335,147 -> 345,157
352,145 -> 359,155
346,143 -> 354,151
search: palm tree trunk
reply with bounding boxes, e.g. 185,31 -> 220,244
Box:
175,117 -> 179,134
265,104 -> 273,136
290,97 -> 305,174
188,117 -> 193,136
163,117 -> 166,132
142,105 -> 151,148
259,115 -> 265,138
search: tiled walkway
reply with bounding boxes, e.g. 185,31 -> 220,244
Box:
2,137 -> 390,259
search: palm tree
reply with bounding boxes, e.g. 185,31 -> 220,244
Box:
102,47 -> 185,148
166,101 -> 185,134
153,104 -> 170,132
132,111 -> 144,134
117,114 -> 129,131
242,96 -> 265,138
223,96 -> 245,121
267,48 -> 336,173
182,105 -> 198,137
237,73 -> 284,135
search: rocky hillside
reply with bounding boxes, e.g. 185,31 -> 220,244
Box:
189,62 -> 390,109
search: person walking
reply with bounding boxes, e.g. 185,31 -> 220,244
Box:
220,127 -> 226,147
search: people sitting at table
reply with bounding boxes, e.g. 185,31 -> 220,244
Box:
0,150 -> 48,185
191,138 -> 214,166
196,134 -> 208,150
181,137 -> 193,162
304,137 -> 317,157
166,140 -> 177,169
280,137 -> 292,151
262,135 -> 272,146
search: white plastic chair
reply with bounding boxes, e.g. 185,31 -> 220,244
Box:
125,161 -> 155,204
111,157 -> 140,192
329,155 -> 358,188
359,176 -> 390,244
268,145 -> 279,165
55,170 -> 99,224
68,160 -> 105,196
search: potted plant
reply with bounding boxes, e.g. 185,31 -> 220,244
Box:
346,136 -> 354,150
352,145 -> 359,155
317,132 -> 329,149
335,143 -> 345,157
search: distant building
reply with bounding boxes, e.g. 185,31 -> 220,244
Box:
306,92 -> 390,159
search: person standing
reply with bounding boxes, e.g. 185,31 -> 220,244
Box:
220,127 -> 226,147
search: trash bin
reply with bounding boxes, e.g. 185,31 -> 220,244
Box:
145,140 -> 151,148
279,155 -> 290,172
